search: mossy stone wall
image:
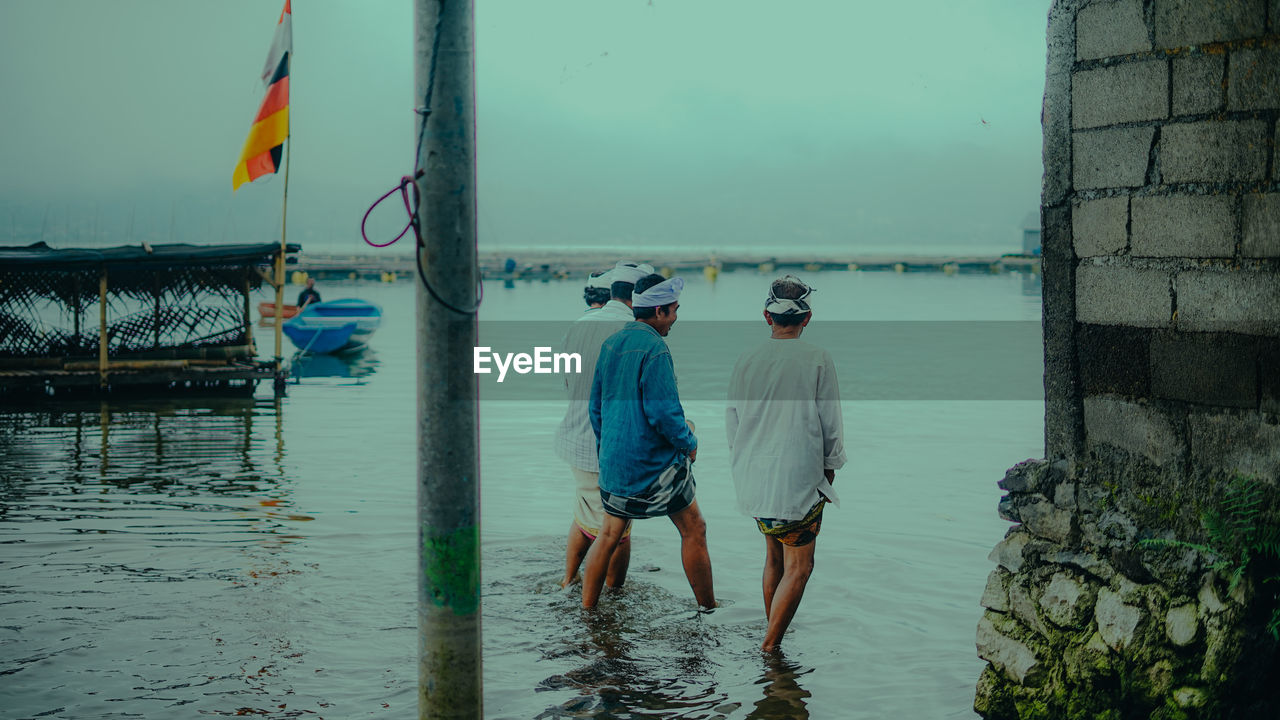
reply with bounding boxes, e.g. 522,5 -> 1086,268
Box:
976,1 -> 1280,717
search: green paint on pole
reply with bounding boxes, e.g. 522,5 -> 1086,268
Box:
422,525 -> 480,615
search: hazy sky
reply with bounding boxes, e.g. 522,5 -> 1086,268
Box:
0,0 -> 1049,254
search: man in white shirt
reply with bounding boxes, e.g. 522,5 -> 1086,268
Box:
726,275 -> 846,652
553,262 -> 653,588
581,268 -> 613,310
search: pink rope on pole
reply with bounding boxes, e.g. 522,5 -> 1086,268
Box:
361,174 -> 418,248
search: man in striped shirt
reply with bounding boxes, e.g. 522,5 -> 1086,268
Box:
553,262 -> 652,588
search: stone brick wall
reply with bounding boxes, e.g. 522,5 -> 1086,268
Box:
976,1 -> 1280,718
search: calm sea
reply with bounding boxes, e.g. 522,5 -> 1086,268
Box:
0,268 -> 1044,719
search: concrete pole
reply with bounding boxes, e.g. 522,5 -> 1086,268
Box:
413,1 -> 481,718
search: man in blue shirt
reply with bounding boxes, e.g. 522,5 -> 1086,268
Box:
582,273 -> 716,610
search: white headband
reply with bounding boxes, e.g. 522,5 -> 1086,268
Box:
611,261 -> 654,286
586,269 -> 614,289
632,276 -> 684,308
765,276 -> 814,315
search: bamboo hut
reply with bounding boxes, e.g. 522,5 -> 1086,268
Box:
0,241 -> 299,397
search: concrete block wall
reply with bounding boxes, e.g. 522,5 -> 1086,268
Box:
977,1 -> 1280,718
1047,0 -> 1280,467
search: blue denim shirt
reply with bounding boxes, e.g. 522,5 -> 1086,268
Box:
589,321 -> 697,497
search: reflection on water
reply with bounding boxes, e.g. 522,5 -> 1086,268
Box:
290,348 -> 380,381
0,396 -> 286,496
0,397 -> 325,718
481,541 -> 819,720
1021,271 -> 1042,297
483,547 -> 742,720
749,656 -> 812,719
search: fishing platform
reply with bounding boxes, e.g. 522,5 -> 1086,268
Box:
0,241 -> 300,399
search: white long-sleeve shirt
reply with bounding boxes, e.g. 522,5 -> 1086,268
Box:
725,337 -> 847,519
553,300 -> 634,471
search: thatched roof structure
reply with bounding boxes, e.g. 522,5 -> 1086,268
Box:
1,241 -> 297,308
0,242 -> 298,360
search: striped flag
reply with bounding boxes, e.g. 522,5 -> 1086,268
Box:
233,0 -> 292,191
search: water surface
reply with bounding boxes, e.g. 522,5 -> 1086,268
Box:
1,269 -> 1043,719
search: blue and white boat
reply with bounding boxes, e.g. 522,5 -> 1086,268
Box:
282,299 -> 382,355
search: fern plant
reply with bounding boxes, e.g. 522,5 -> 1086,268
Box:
1140,475 -> 1280,641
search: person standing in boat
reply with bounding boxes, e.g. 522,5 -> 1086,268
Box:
297,277 -> 321,309
725,275 -> 846,652
582,273 -> 715,611
553,262 -> 653,589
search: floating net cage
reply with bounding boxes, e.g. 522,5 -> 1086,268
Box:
0,243 -> 297,362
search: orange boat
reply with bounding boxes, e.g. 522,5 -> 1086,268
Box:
258,302 -> 300,319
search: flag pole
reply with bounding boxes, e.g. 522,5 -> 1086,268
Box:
272,18 -> 292,389
274,133 -> 290,382
233,0 -> 291,390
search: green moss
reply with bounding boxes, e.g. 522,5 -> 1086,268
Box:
1014,696 -> 1053,720
1062,694 -> 1121,720
421,525 -> 480,614
1149,686 -> 1217,720
1137,487 -> 1189,524
1064,632 -> 1117,685
1138,659 -> 1176,704
1140,475 -> 1280,641
1100,479 -> 1120,509
1149,707 -> 1192,720
973,665 -> 1019,719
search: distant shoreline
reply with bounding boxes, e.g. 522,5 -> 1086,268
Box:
294,248 -> 1040,280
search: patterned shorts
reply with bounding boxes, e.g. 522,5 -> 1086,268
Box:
755,500 -> 826,547
599,456 -> 695,520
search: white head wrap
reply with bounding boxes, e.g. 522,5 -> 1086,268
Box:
633,276 -> 684,308
586,268 -> 614,289
765,275 -> 814,315
611,261 -> 655,286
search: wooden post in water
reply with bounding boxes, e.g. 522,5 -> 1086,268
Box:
98,269 -> 108,388
153,275 -> 162,349
73,276 -> 81,341
243,275 -> 254,353
276,139 -> 291,369
273,249 -> 284,367
414,0 -> 481,717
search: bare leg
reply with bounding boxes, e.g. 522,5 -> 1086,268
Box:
604,537 -> 631,589
762,534 -> 784,618
561,522 -> 593,587
581,514 -> 628,608
761,541 -> 815,652
668,500 -> 716,609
